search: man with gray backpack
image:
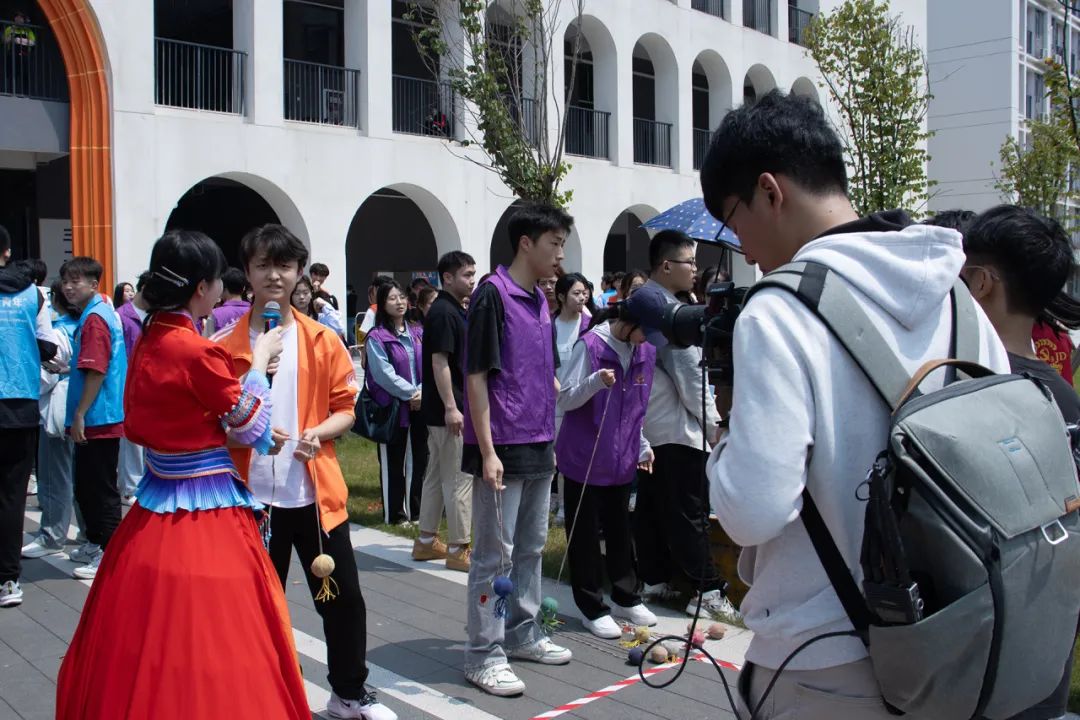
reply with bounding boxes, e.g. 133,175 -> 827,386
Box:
699,91 -> 1080,719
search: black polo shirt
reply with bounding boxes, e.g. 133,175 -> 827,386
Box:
421,291 -> 467,426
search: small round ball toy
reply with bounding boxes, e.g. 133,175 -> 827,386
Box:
539,596 -> 562,634
649,645 -> 670,664
634,626 -> 651,644
707,622 -> 726,640
627,646 -> 645,666
691,630 -> 706,649
492,576 -> 514,618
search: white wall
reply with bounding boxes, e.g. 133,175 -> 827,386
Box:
93,0 -> 833,299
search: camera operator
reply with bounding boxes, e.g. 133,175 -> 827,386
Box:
701,91 -> 1008,718
633,231 -> 739,623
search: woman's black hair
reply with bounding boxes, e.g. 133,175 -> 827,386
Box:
407,285 -> 438,326
554,272 -> 588,316
585,302 -> 640,335
374,279 -> 407,332
291,275 -> 318,319
50,277 -> 79,319
142,229 -> 227,318
112,282 -> 133,309
620,270 -> 649,301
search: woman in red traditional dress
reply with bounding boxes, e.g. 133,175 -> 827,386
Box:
56,230 -> 309,719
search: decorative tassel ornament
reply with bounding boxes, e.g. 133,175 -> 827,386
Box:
311,554 -> 338,603
492,576 -> 513,618
619,625 -> 652,649
539,596 -> 563,635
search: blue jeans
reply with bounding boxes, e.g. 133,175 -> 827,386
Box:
465,474 -> 550,671
36,431 -> 75,547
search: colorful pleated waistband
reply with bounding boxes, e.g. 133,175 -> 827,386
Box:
136,447 -> 261,515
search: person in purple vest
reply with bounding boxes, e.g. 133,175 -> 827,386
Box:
365,280 -> 427,525
115,271 -> 151,504
204,267 -> 250,336
462,202 -> 574,697
556,304 -> 659,638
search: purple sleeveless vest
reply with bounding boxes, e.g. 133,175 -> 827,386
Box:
211,299 -> 251,332
365,324 -> 423,427
555,332 -> 656,486
463,265 -> 556,446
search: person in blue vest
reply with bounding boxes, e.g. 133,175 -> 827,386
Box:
555,304 -> 659,638
0,224 -> 60,608
461,202 -> 574,696
61,257 -> 127,580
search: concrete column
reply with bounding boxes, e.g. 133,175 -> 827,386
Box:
614,39 -> 635,167
233,0 -> 283,125
731,0 -> 744,28
674,57 -> 694,173
355,0 -> 392,137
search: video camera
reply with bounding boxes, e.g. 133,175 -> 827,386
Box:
660,282 -> 747,385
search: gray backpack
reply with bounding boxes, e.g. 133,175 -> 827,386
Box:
748,261 -> 1080,719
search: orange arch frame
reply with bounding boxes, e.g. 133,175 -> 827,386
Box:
37,0 -> 113,288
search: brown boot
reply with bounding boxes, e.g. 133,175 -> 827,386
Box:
445,545 -> 471,572
412,537 -> 448,561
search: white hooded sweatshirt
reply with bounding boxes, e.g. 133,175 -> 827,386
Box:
707,213 -> 1009,671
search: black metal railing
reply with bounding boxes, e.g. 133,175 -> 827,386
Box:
691,0 -> 726,20
633,118 -> 672,167
693,128 -> 711,170
503,94 -> 542,147
565,105 -> 610,159
789,6 -> 814,45
155,37 -> 246,114
392,75 -> 455,137
744,0 -> 772,35
0,20 -> 67,101
284,59 -> 361,128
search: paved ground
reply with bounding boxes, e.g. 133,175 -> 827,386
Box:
2,498 -> 747,720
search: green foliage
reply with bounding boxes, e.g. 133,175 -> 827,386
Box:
804,0 -> 933,215
995,119 -> 1075,217
405,1 -> 579,209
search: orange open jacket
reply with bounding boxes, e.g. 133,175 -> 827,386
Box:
215,308 -> 359,533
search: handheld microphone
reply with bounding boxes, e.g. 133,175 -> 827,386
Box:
262,301 -> 282,386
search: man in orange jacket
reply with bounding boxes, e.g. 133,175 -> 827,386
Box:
215,224 -> 396,720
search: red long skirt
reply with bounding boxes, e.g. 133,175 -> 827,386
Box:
56,504 -> 309,719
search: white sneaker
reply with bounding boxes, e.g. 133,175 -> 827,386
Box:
72,551 -> 102,580
326,691 -> 397,720
642,582 -> 680,601
688,589 -> 743,624
0,580 -> 23,608
465,663 -> 525,697
582,614 -> 622,639
612,602 -> 658,627
21,536 -> 63,559
68,543 -> 101,564
508,637 -> 572,665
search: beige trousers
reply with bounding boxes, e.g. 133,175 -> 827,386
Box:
417,425 -> 472,545
737,659 -> 895,720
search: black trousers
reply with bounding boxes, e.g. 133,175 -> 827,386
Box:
632,443 -> 722,591
564,477 -> 640,620
73,437 -> 121,550
378,422 -> 428,524
267,504 -> 369,699
0,427 -> 37,583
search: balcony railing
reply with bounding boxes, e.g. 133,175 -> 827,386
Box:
789,6 -> 814,46
693,128 -> 711,170
504,94 -> 542,148
284,59 -> 361,128
392,75 -> 455,138
155,37 -> 246,114
633,118 -> 672,167
565,105 -> 610,160
744,0 -> 772,35
0,20 -> 67,101
691,0 -> 726,20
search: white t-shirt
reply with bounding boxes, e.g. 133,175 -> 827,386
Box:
554,315 -> 582,386
359,308 -> 376,334
247,324 -> 316,508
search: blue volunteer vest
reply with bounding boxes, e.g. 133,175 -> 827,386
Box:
66,295 -> 127,428
0,284 -> 42,401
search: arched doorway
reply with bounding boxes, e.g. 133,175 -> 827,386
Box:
604,207 -> 655,273
791,76 -> 819,102
743,63 -> 777,106
346,187 -> 442,301
564,16 -> 617,161
165,178 -> 287,267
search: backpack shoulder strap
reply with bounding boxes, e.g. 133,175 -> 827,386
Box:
745,261 -> 912,412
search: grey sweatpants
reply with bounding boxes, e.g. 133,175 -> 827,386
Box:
737,659 -> 894,719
